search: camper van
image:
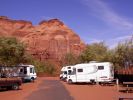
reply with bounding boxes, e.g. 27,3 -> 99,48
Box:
18,65 -> 37,82
67,62 -> 114,84
60,65 -> 74,81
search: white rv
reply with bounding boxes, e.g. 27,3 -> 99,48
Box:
60,65 -> 74,81
67,62 -> 114,84
18,65 -> 37,82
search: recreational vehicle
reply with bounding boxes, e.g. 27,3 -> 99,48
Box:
0,64 -> 37,82
18,65 -> 37,82
67,62 -> 114,84
60,65 -> 74,81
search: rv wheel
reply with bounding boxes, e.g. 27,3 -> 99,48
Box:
68,79 -> 72,84
31,77 -> 35,82
90,80 -> 95,84
63,77 -> 67,82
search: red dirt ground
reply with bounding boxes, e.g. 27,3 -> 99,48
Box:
62,81 -> 133,100
0,77 -> 132,100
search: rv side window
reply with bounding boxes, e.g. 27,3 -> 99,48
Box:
77,69 -> 83,72
67,67 -> 71,69
98,66 -> 104,70
24,67 -> 27,74
30,68 -> 33,73
20,68 -> 23,72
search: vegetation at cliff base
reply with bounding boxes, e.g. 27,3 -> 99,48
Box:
0,36 -> 132,75
0,37 -> 56,75
63,36 -> 133,70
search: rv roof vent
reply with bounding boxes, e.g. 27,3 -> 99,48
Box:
89,61 -> 99,63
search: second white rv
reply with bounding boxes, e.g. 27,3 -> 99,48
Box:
67,62 -> 114,84
60,65 -> 74,81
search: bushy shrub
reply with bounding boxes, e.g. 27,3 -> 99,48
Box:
0,37 -> 26,66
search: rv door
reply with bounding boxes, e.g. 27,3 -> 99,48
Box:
24,67 -> 27,75
76,68 -> 86,82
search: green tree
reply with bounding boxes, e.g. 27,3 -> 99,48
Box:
80,42 -> 109,62
0,37 -> 26,66
113,36 -> 133,69
33,60 -> 56,75
61,53 -> 79,66
0,37 -> 57,75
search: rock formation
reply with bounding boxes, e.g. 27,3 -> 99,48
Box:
0,16 -> 85,62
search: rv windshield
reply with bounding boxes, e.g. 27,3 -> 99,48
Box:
68,70 -> 72,75
64,71 -> 67,74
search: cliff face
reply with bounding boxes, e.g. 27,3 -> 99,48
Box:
0,16 -> 33,37
0,16 -> 85,61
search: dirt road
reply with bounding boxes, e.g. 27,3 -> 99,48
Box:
26,78 -> 74,100
0,77 -> 132,100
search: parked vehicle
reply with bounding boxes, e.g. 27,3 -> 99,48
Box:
17,65 -> 37,82
60,65 -> 74,81
0,77 -> 22,90
0,64 -> 37,82
67,62 -> 114,84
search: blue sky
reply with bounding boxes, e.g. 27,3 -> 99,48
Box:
0,0 -> 133,48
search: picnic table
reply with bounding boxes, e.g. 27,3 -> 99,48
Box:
118,82 -> 133,100
119,97 -> 133,100
120,82 -> 133,93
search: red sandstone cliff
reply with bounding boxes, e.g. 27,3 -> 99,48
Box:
0,16 -> 85,62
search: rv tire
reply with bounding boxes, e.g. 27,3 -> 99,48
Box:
90,80 -> 96,84
31,77 -> 35,82
99,82 -> 104,86
68,79 -> 72,84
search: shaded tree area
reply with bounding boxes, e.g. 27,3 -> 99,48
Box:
112,37 -> 133,69
0,37 -> 26,66
27,58 -> 56,75
80,42 -> 109,62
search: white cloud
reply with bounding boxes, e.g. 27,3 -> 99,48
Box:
82,0 -> 133,30
89,38 -> 103,44
40,16 -> 53,20
80,0 -> 133,48
85,35 -> 133,49
106,35 -> 133,49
